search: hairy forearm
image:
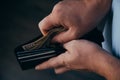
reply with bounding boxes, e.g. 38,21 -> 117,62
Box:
92,50 -> 120,80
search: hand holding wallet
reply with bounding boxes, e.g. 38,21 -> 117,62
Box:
15,27 -> 104,70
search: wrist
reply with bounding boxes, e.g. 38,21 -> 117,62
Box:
92,49 -> 120,80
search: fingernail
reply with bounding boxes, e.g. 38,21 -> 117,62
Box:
35,66 -> 39,70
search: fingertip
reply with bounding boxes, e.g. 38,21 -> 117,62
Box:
35,65 -> 40,70
38,15 -> 54,35
38,19 -> 48,35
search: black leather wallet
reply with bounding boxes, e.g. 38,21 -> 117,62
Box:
15,28 -> 104,70
15,45 -> 65,70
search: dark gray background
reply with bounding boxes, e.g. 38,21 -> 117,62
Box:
0,0 -> 105,80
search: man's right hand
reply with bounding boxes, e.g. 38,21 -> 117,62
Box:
38,0 -> 111,43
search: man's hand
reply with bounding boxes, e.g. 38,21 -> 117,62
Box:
38,0 -> 111,43
35,40 -> 120,80
35,40 -> 103,73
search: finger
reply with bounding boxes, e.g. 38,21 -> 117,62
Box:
54,67 -> 70,74
35,53 -> 66,70
35,57 -> 58,70
63,40 -> 79,50
38,14 -> 57,35
63,41 -> 73,50
52,28 -> 77,43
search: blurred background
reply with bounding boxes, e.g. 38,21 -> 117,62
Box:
0,0 -> 105,80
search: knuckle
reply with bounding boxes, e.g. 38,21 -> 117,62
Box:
47,61 -> 53,68
71,40 -> 79,44
38,18 -> 45,30
65,63 -> 72,69
48,58 -> 55,65
59,54 -> 66,65
49,58 -> 59,68
58,38 -> 66,43
53,2 -> 63,16
54,1 -> 63,10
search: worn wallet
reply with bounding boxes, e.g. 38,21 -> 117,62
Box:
15,27 -> 104,70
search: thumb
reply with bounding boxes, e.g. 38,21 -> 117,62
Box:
38,14 -> 57,35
